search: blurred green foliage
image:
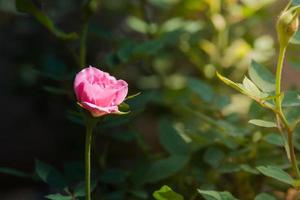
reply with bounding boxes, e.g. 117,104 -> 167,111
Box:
2,0 -> 300,199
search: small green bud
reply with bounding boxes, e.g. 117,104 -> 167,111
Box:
277,8 -> 299,47
87,0 -> 100,14
83,0 -> 100,19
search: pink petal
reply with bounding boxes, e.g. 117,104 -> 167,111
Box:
81,102 -> 119,117
113,80 -> 128,105
74,66 -> 129,113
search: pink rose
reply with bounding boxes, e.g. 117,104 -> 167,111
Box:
74,66 -> 128,117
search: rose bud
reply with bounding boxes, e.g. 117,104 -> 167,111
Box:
74,66 -> 128,117
277,7 -> 299,47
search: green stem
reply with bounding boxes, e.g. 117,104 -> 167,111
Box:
275,45 -> 300,177
79,23 -> 89,68
85,122 -> 93,200
274,46 -> 290,130
275,46 -> 286,112
288,129 -> 300,177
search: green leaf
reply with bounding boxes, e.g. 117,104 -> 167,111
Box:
249,60 -> 275,93
203,147 -> 225,168
159,118 -> 190,156
35,160 -> 67,189
197,189 -> 238,200
254,193 -> 276,200
240,164 -> 259,174
264,133 -> 284,146
249,119 -> 276,128
217,72 -> 265,99
16,0 -> 78,40
216,72 -> 246,95
118,102 -> 130,111
45,194 -> 72,200
125,92 -> 141,100
144,155 -> 190,183
187,78 -> 214,102
282,91 -> 300,107
0,167 -> 30,178
74,180 -> 97,197
242,76 -> 263,98
256,165 -> 294,185
126,16 -> 151,33
153,185 -> 184,200
114,110 -> 131,115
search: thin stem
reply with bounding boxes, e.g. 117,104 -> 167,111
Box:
288,129 -> 300,177
275,46 -> 286,112
275,45 -> 300,177
274,46 -> 291,135
85,122 -> 93,200
79,22 -> 89,68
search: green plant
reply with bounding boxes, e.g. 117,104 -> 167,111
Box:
217,1 -> 300,186
2,0 -> 300,199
